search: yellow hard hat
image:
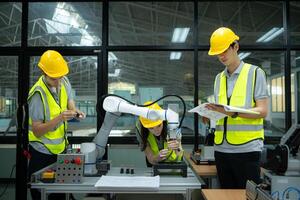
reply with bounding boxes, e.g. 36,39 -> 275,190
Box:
208,27 -> 239,56
38,50 -> 69,78
139,101 -> 163,128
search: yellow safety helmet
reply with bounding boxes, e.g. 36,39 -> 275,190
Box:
38,50 -> 69,78
208,27 -> 239,55
139,101 -> 163,128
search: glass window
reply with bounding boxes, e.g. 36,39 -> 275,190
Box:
297,72 -> 300,124
109,2 -> 193,45
0,56 -> 18,135
199,51 -> 285,137
0,3 -> 22,46
28,2 -> 102,46
290,2 -> 300,45
291,73 -> 295,113
244,52 -> 284,137
271,76 -> 285,112
197,52 -> 225,136
198,1 -> 284,45
108,51 -> 194,137
291,50 -> 300,124
30,55 -> 98,136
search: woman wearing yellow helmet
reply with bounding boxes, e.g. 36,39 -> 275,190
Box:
137,102 -> 183,165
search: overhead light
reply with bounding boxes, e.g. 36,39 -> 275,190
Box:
171,28 -> 190,43
170,52 -> 182,60
238,52 -> 251,60
108,82 -> 136,94
256,27 -> 284,43
295,56 -> 300,60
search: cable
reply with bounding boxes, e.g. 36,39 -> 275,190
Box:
0,164 -> 16,199
282,186 -> 300,200
271,191 -> 280,200
143,94 -> 186,129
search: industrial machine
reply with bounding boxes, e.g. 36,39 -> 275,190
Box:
259,124 -> 300,200
190,121 -> 215,165
30,94 -> 187,184
55,153 -> 85,183
31,152 -> 85,184
153,162 -> 188,177
31,95 -> 187,183
245,180 -> 273,200
88,94 -> 187,177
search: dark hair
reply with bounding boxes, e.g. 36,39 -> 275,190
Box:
140,121 -> 168,151
230,41 -> 238,48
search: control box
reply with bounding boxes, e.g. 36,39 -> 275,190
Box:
55,153 -> 85,183
263,171 -> 300,200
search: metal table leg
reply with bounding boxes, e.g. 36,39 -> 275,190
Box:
41,188 -> 46,200
186,188 -> 192,200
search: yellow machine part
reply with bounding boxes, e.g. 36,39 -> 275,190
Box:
42,171 -> 55,179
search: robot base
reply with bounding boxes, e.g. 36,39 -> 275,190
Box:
153,161 -> 187,177
84,160 -> 111,177
190,149 -> 215,165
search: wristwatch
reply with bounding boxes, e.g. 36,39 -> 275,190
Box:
231,112 -> 239,118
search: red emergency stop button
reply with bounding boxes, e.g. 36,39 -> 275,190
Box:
74,157 -> 81,165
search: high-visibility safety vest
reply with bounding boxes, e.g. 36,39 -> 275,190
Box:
147,133 -> 182,162
214,63 -> 264,145
28,76 -> 69,154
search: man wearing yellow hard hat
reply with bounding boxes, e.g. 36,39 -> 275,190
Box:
205,27 -> 269,189
136,101 -> 183,165
28,50 -> 85,200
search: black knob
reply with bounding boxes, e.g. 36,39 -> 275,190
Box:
120,168 -> 124,174
130,168 -> 134,174
126,168 -> 130,174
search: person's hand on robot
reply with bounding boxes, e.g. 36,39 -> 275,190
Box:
167,140 -> 180,151
158,149 -> 169,162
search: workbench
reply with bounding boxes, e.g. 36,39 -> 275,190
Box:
30,166 -> 204,200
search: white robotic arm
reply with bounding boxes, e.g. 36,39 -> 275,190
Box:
103,96 -> 179,130
88,96 -> 180,171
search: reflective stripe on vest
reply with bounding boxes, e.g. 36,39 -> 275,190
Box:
28,76 -> 68,154
214,63 -> 264,145
147,134 -> 180,162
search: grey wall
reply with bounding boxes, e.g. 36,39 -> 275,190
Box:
0,145 -> 16,179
